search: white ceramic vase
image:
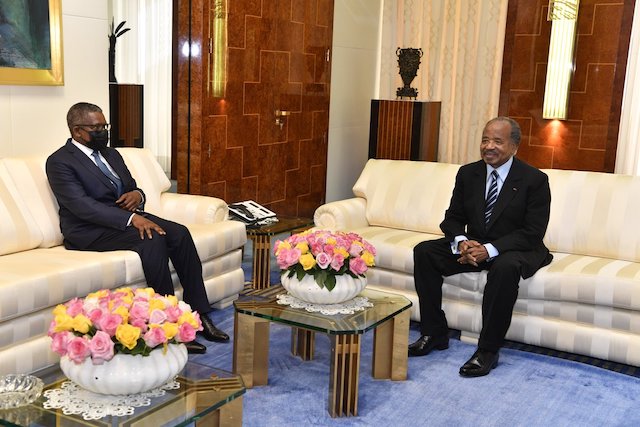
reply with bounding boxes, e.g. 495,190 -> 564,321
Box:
60,343 -> 188,395
281,273 -> 367,304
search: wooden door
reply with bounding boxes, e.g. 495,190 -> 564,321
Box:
174,0 -> 334,218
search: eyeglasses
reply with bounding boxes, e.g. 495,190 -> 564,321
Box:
75,123 -> 111,131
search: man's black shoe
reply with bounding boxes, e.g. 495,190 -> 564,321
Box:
199,314 -> 230,342
459,349 -> 499,377
185,341 -> 206,354
408,335 -> 449,357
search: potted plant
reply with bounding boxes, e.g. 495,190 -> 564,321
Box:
274,230 -> 376,304
48,287 -> 202,395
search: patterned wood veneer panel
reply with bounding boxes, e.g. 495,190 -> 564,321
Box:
499,0 -> 635,172
175,0 -> 333,218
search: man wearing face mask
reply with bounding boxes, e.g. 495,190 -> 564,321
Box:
46,102 -> 229,355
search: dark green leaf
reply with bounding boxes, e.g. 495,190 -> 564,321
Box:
315,270 -> 327,289
325,274 -> 336,291
296,267 -> 306,281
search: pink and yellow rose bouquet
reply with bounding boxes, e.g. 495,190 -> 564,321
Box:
48,287 -> 203,365
274,230 -> 376,291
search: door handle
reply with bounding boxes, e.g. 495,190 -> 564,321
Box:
275,110 -> 291,129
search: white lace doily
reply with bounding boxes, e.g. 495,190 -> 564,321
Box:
276,293 -> 373,315
42,379 -> 180,421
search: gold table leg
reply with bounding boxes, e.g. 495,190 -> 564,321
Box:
251,234 -> 272,289
196,396 -> 243,426
328,334 -> 361,417
291,327 -> 315,360
372,309 -> 410,380
232,311 -> 270,387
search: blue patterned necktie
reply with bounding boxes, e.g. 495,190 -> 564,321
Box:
91,150 -> 123,196
484,170 -> 499,225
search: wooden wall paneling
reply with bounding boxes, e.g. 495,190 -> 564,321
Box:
604,0 -> 638,171
174,0 -> 206,194
499,0 -> 635,173
174,0 -> 196,192
171,2 -> 180,179
174,0 -> 334,218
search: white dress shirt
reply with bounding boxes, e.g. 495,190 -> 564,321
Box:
71,139 -> 143,225
452,157 -> 514,260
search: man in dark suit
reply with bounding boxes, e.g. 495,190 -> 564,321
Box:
408,116 -> 552,377
46,102 -> 229,354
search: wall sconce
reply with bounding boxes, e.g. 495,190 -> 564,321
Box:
542,0 -> 580,120
208,0 -> 228,98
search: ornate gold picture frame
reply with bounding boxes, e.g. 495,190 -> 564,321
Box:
0,0 -> 64,86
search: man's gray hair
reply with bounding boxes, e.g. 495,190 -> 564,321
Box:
486,116 -> 521,146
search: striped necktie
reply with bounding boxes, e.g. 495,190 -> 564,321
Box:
92,150 -> 123,196
484,170 -> 499,225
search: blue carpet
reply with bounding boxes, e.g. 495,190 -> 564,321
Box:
194,304 -> 640,426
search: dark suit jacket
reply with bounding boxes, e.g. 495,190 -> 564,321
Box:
440,157 -> 552,278
46,139 -> 145,250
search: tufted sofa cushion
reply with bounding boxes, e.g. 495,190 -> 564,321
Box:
543,168 -> 640,263
352,159 -> 458,234
0,247 -> 129,323
116,147 -> 172,215
0,162 -> 43,254
1,157 -> 63,247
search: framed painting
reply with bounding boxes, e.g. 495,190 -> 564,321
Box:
0,0 -> 64,86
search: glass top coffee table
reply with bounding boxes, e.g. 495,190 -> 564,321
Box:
232,288 -> 412,417
0,362 -> 245,427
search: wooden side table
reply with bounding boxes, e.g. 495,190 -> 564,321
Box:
245,216 -> 314,289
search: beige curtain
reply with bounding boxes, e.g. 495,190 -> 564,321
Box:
380,0 -> 508,164
615,0 -> 640,176
111,0 -> 172,173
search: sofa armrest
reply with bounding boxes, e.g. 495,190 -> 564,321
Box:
159,193 -> 228,224
313,198 -> 369,230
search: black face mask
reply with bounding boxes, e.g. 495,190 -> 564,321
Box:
86,130 -> 109,151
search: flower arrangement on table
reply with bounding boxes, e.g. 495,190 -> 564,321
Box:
48,287 -> 203,365
274,230 -> 376,291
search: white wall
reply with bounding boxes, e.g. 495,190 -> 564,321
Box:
0,0 -> 109,158
326,0 -> 383,202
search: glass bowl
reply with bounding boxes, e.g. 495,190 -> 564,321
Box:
0,374 -> 44,410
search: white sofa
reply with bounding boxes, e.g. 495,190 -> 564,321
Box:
0,148 -> 247,375
314,159 -> 640,367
